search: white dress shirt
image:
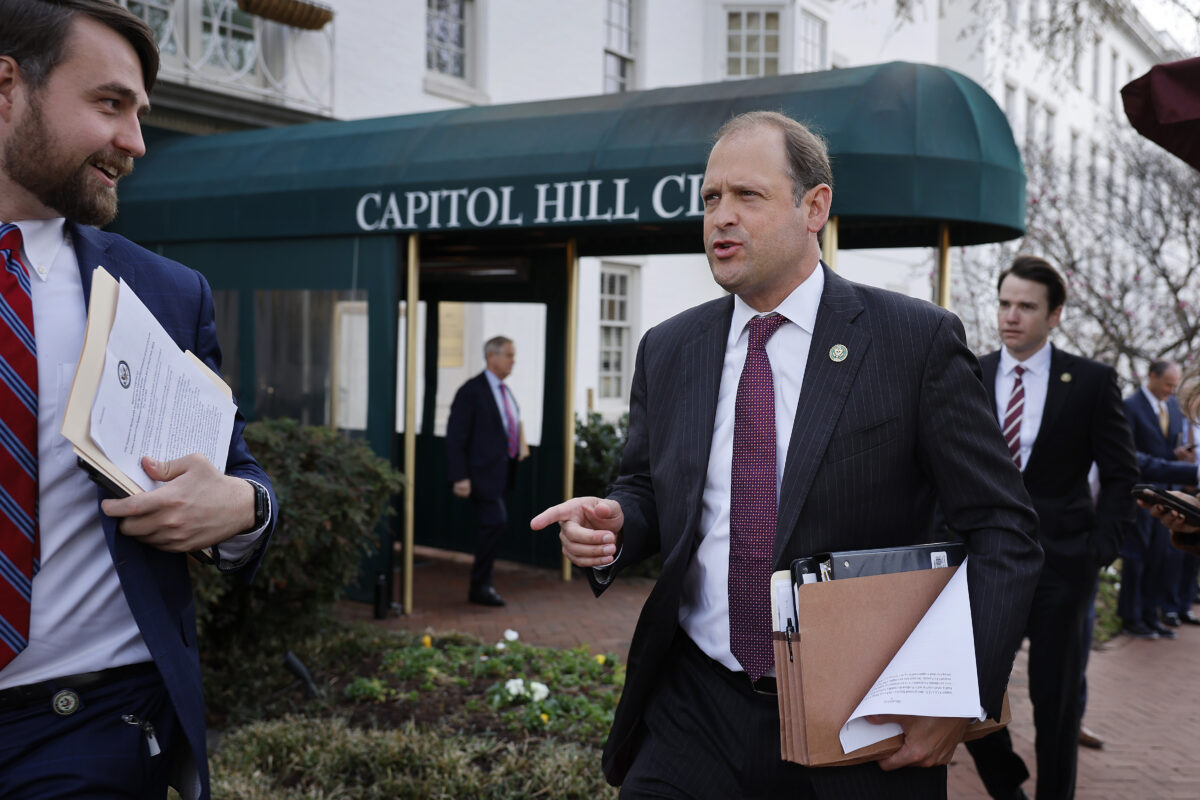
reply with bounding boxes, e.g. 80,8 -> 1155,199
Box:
680,267 -> 824,674
484,368 -> 519,438
995,342 -> 1052,473
1141,385 -> 1172,443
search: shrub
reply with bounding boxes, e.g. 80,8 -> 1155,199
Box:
191,419 -> 403,647
573,412 -> 628,498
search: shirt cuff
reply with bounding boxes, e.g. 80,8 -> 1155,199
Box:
591,545 -> 623,585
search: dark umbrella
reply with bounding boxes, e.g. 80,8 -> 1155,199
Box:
1122,56 -> 1200,171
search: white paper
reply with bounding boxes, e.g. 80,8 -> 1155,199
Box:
90,279 -> 235,492
772,570 -> 796,631
838,560 -> 986,754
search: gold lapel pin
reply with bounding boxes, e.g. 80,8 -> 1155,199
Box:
829,344 -> 848,363
1061,372 -> 1072,382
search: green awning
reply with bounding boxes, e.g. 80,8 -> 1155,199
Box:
113,61 -> 1024,253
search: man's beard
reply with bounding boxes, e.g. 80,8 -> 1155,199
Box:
2,97 -> 132,226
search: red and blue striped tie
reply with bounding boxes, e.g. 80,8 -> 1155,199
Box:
729,313 -> 787,681
0,223 -> 38,669
500,383 -> 519,458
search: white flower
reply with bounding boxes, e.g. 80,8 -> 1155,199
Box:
505,678 -> 527,697
529,681 -> 550,702
504,629 -> 519,641
495,642 -> 507,651
480,655 -> 489,661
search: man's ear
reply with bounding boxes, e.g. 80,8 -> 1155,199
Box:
803,184 -> 832,234
0,56 -> 20,123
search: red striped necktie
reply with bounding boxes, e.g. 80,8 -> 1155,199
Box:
0,223 -> 39,669
1003,365 -> 1025,468
729,313 -> 787,682
500,383 -> 519,458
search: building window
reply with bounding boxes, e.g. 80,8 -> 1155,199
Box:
726,9 -> 780,78
427,0 -> 468,80
1044,107 -> 1056,155
1110,49 -> 1120,112
201,0 -> 256,73
1004,83 -> 1018,122
796,10 -> 827,73
1091,36 -> 1102,102
127,0 -> 177,56
1006,0 -> 1018,25
598,265 -> 634,401
1024,96 -> 1038,148
605,0 -> 635,93
1068,130 -> 1079,187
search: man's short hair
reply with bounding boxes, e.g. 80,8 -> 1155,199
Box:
998,255 -> 1067,312
1148,360 -> 1176,377
484,336 -> 512,358
0,0 -> 159,93
714,110 -> 834,206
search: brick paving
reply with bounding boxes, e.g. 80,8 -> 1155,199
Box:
340,546 -> 1200,798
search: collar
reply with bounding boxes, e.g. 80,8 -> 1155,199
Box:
484,368 -> 504,391
4,217 -> 68,282
728,262 -> 825,345
1000,340 -> 1052,377
1141,385 -> 1166,412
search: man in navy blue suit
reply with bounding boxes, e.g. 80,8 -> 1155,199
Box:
446,336 -> 527,606
0,3 -> 275,798
1118,360 -> 1188,639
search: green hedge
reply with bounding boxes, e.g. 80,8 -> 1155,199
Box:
192,419 -> 403,647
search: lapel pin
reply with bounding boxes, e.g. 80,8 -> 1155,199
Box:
1061,372 -> 1072,382
829,344 -> 848,363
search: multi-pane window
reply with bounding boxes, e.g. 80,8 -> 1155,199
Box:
796,10 -> 826,74
726,9 -> 780,79
202,0 -> 255,73
605,0 -> 635,93
427,0 -> 468,80
599,266 -> 633,401
126,0 -> 177,56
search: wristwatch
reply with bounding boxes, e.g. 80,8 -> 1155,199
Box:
245,479 -> 270,533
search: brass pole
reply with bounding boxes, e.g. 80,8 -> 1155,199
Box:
562,238 -> 580,582
403,233 -> 420,614
936,223 -> 952,310
820,215 -> 839,270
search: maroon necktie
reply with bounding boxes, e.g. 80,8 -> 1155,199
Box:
729,314 -> 787,681
500,383 -> 519,458
0,224 -> 38,669
1003,365 -> 1025,468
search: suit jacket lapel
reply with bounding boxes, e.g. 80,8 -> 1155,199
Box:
70,222 -> 131,300
677,296 -> 732,555
1029,346 -> 1069,468
775,267 -> 870,562
979,352 -> 999,412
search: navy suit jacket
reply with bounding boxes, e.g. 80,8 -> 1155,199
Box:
72,223 -> 275,800
596,267 -> 1042,795
445,370 -> 514,500
978,346 -> 1137,567
1125,390 -> 1185,473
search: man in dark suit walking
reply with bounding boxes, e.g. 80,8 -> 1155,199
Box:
965,256 -> 1138,800
447,336 -> 527,607
533,111 -> 1041,799
0,4 -> 275,798
1119,360 -> 1189,637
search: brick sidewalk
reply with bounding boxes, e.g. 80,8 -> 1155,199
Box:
341,546 -> 1200,798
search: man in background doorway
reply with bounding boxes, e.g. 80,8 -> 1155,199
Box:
446,336 -> 528,606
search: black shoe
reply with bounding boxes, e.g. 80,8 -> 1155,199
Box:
1164,612 -> 1182,627
1183,612 -> 1200,626
1122,621 -> 1159,639
468,586 -> 506,607
1147,620 -> 1177,639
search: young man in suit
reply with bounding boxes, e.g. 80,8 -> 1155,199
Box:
1119,360 -> 1189,637
965,256 -> 1138,800
533,111 -> 1042,799
446,336 -> 527,606
0,3 -> 275,798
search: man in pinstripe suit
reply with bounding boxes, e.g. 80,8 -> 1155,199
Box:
533,111 -> 1041,799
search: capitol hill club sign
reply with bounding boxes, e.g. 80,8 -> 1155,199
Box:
354,172 -> 708,232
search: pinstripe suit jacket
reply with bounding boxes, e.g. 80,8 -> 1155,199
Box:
597,266 -> 1042,793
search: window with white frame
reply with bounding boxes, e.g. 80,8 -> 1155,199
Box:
201,0 -> 255,73
598,265 -> 635,401
1044,107 -> 1056,155
126,0 -> 177,56
726,8 -> 781,78
1110,49 -> 1120,112
796,9 -> 827,74
427,0 -> 469,80
1006,0 -> 1018,25
1091,36 -> 1102,102
1024,96 -> 1038,147
1068,130 -> 1079,187
605,0 -> 635,93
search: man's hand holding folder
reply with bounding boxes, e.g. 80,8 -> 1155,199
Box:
101,454 -> 256,554
868,715 -> 971,770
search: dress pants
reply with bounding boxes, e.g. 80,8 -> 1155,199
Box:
1118,511 -> 1170,627
1163,549 -> 1200,615
967,551 -> 1093,800
620,632 -> 945,800
470,494 -> 508,592
0,664 -> 181,799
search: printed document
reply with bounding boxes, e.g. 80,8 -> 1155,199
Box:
838,560 -> 986,753
89,278 -> 235,492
